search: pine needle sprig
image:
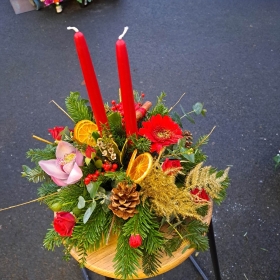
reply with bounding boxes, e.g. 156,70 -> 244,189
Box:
21,165 -> 46,183
43,228 -> 63,251
162,237 -> 183,257
113,233 -> 142,279
181,220 -> 209,251
37,182 -> 59,197
26,145 -> 56,164
193,127 -> 215,150
142,251 -> 162,277
148,92 -> 169,117
65,92 -> 93,123
129,135 -> 151,154
114,204 -> 165,278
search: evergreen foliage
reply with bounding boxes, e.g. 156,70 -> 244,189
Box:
26,145 -> 56,163
147,92 -> 169,117
65,92 -> 93,122
21,165 -> 46,183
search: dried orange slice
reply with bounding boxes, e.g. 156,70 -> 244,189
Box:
73,120 -> 98,147
126,151 -> 153,183
126,149 -> 138,175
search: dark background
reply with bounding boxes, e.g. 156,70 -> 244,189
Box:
0,0 -> 280,279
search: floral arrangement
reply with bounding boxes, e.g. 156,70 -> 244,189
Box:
22,90 -> 230,279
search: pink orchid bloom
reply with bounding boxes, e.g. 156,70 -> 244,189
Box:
39,141 -> 83,187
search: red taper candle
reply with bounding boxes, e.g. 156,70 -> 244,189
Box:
116,27 -> 138,136
67,27 -> 108,132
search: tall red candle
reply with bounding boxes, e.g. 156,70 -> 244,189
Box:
67,27 -> 108,132
116,27 -> 138,136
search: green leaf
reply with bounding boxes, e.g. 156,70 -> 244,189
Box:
78,196 -> 86,209
86,181 -> 101,198
201,108 -> 207,117
193,102 -> 203,115
180,147 -> 195,162
108,112 -> 122,127
171,111 -> 183,128
182,244 -> 191,254
185,114 -> 195,124
83,201 -> 97,224
274,154 -> 280,168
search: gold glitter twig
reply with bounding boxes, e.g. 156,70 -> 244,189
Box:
0,192 -> 58,212
49,100 -> 75,122
169,92 -> 186,112
32,135 -> 53,145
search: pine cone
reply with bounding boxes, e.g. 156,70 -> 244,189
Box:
108,182 -> 140,220
183,130 -> 193,148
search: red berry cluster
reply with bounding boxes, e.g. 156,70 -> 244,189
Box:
111,93 -> 145,116
102,161 -> 118,172
84,170 -> 101,185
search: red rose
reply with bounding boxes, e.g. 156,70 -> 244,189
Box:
190,188 -> 210,202
48,126 -> 65,140
53,212 -> 76,237
162,158 -> 182,175
85,146 -> 96,158
129,234 -> 142,248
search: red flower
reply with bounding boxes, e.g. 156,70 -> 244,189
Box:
85,146 -> 96,158
190,188 -> 210,202
129,234 -> 142,248
53,212 -> 76,237
162,158 -> 182,175
48,126 -> 65,140
138,115 -> 183,153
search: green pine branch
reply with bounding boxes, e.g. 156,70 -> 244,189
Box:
148,92 -> 169,117
38,181 -> 59,197
114,203 -> 165,278
181,220 -> 209,251
65,92 -> 93,123
21,165 -> 46,183
129,135 -> 151,154
162,236 -> 183,257
43,228 -> 63,251
113,233 -> 142,279
26,145 -> 56,164
142,251 -> 162,277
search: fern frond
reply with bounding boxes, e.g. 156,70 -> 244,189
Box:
185,163 -> 230,203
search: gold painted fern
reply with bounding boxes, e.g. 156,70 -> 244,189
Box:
185,162 -> 230,202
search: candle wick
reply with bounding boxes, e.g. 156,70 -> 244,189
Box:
67,26 -> 79,33
118,26 -> 129,40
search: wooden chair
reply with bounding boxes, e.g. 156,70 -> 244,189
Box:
71,203 -> 221,280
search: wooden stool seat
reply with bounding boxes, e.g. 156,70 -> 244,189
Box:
71,203 -> 213,279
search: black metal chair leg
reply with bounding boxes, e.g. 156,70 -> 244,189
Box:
189,255 -> 209,280
81,267 -> 90,280
104,277 -> 114,280
207,220 -> 222,280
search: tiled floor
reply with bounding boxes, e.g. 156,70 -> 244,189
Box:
10,0 -> 35,14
